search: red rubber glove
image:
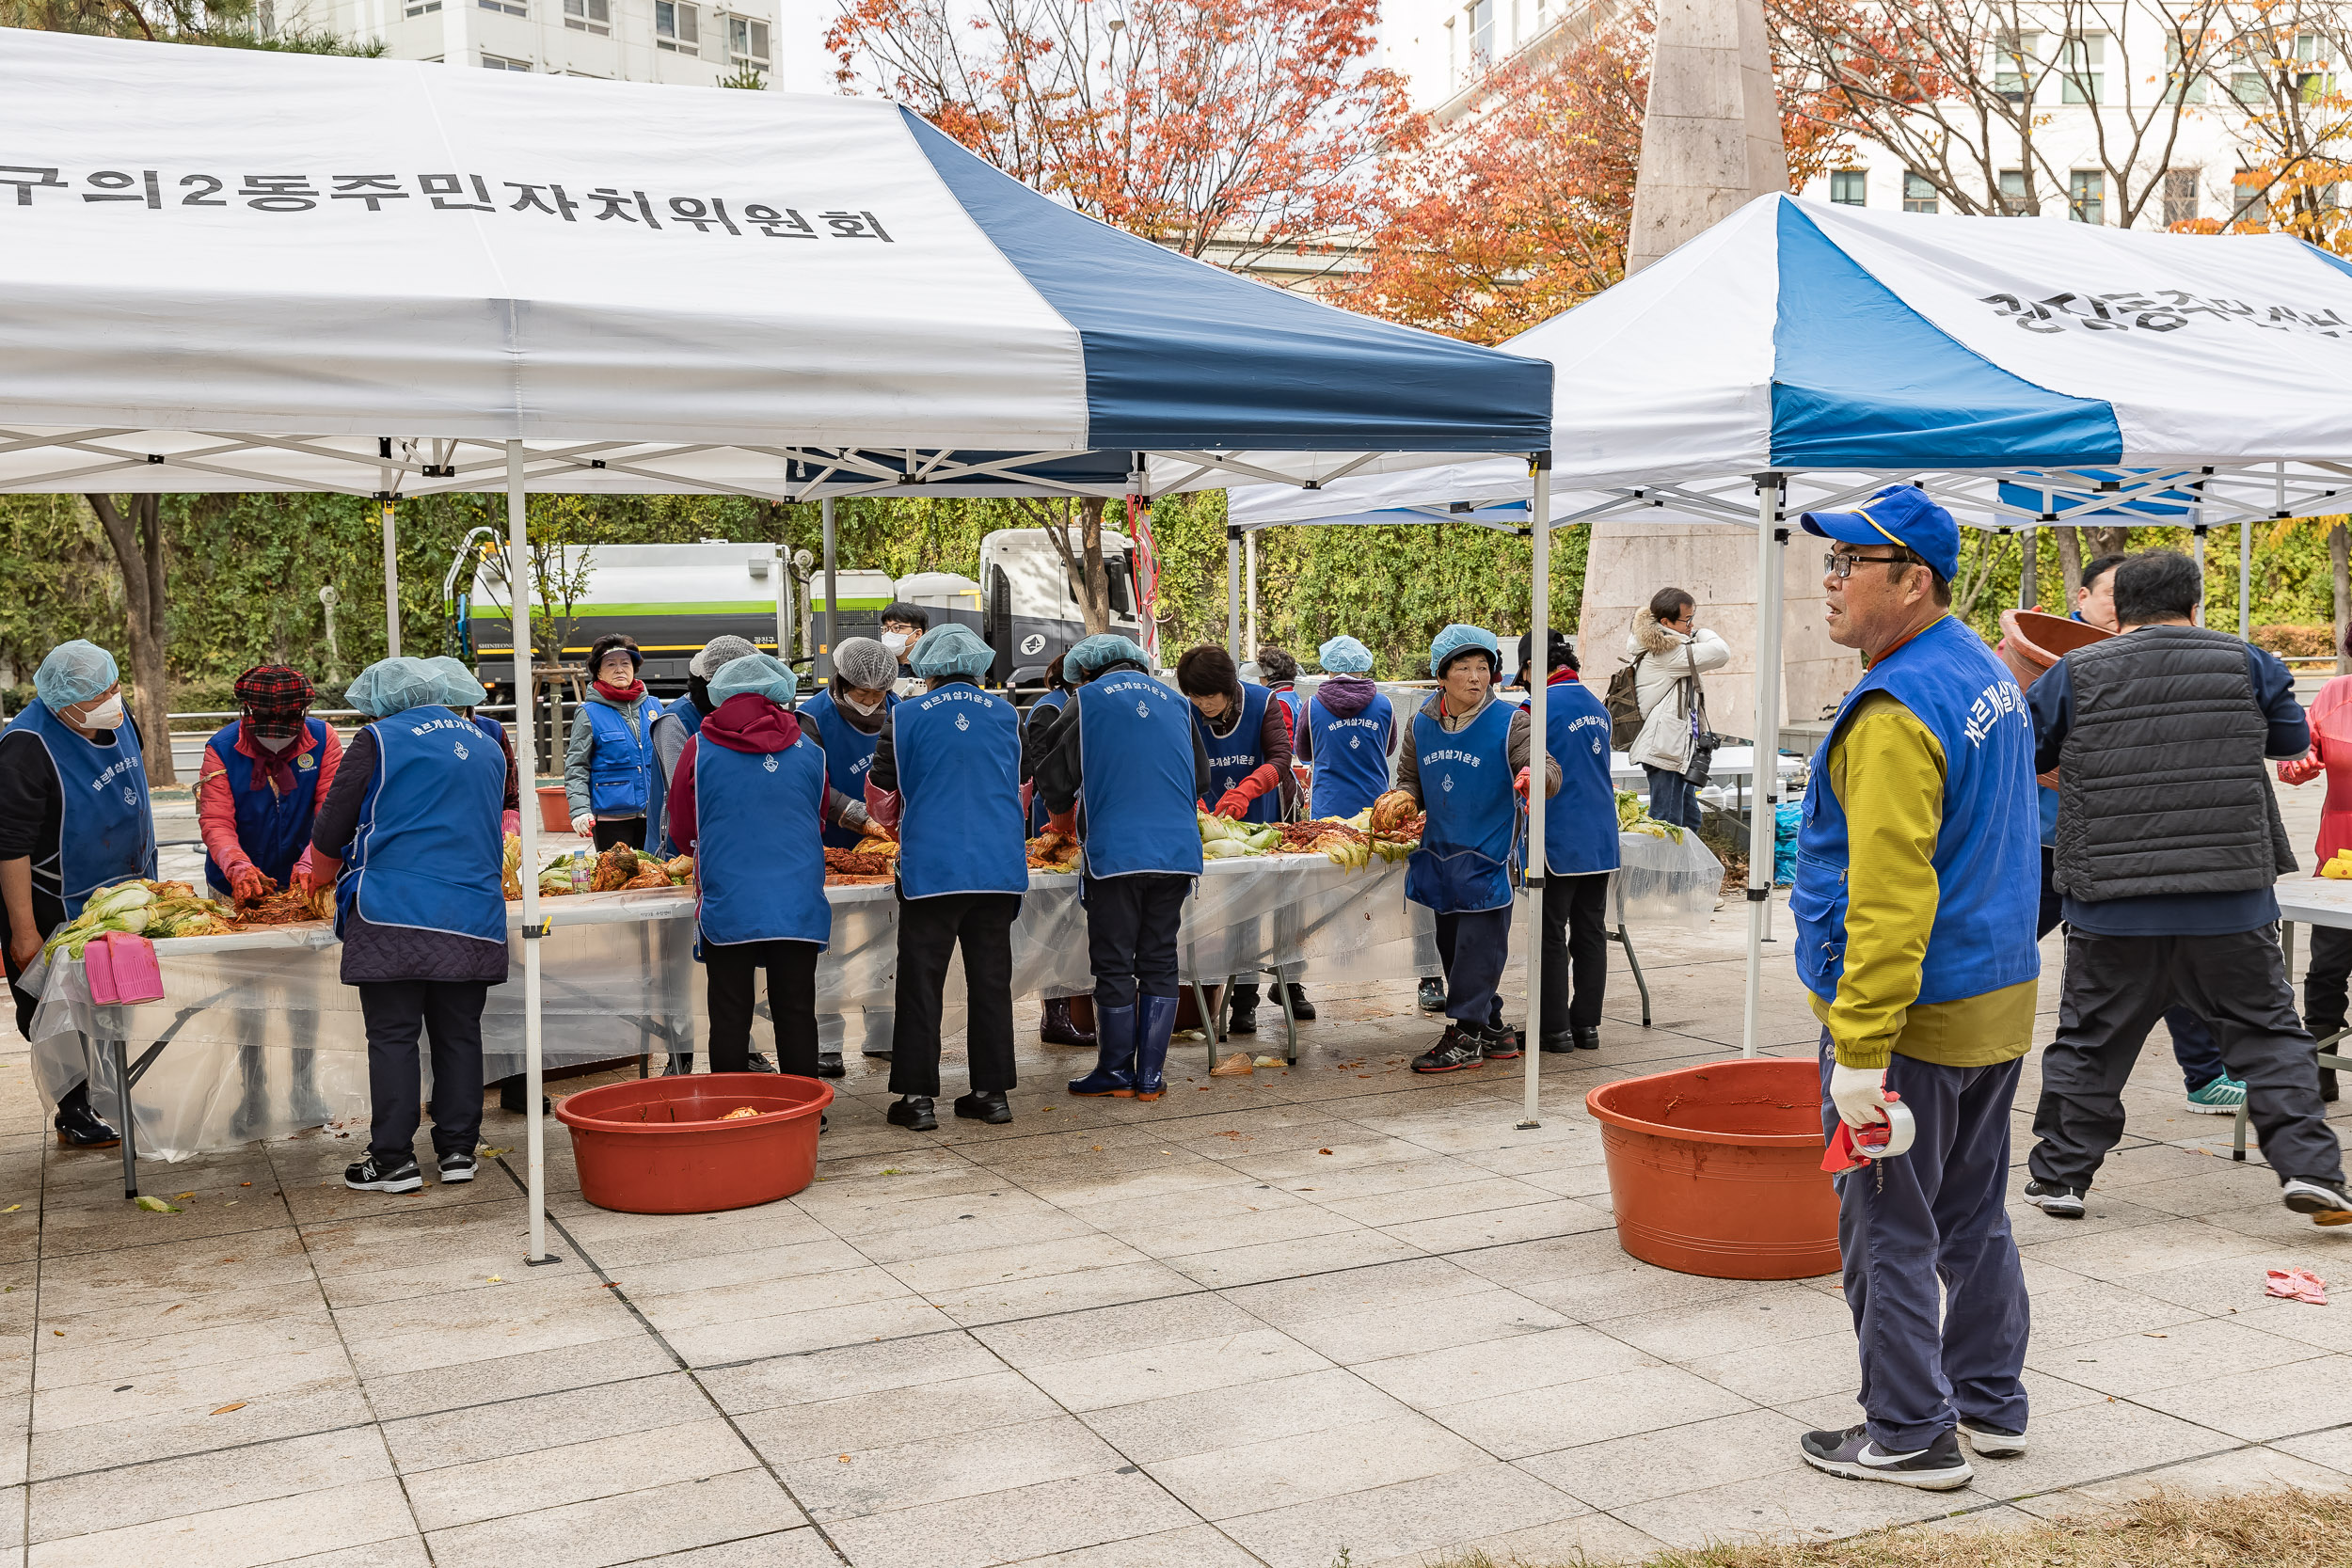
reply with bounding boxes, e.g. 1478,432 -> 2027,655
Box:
1047,806 -> 1077,837
303,854 -> 342,895
1215,789 -> 1252,819
228,864 -> 272,905
1513,767 -> 1532,798
2282,752 -> 2325,786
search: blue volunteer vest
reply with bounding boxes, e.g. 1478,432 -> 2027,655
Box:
799,687 -> 897,849
1304,690 -> 1394,821
1530,680 -> 1620,877
1406,698 -> 1518,913
6,700 -> 155,921
584,692 -> 666,825
202,717 -> 327,893
897,683 -> 1028,900
1075,672 -> 1204,879
1195,683 -> 1280,824
1025,688 -> 1071,835
1792,614 -> 2040,1006
692,729 -> 830,948
341,706 -> 507,944
669,692 -> 703,740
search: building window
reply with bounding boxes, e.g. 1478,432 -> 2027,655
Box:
1993,31 -> 2038,103
1830,170 -> 1867,206
2164,38 -> 2206,103
1901,172 -> 1938,214
2060,33 -> 2104,103
1444,16 -> 1456,88
2069,169 -> 2106,224
727,15 -> 769,65
480,0 -> 526,13
564,0 -> 610,32
2233,168 -> 2269,225
655,0 -> 699,51
1998,169 -> 2030,214
1470,0 -> 1493,65
482,51 -> 531,69
2163,167 -> 2200,226
258,0 -> 276,36
405,0 -> 440,15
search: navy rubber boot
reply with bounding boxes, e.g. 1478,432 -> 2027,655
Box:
1132,993 -> 1180,1101
1068,1003 -> 1137,1097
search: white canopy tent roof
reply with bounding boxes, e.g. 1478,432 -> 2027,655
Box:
1231,192 -> 2352,1077
0,27 -> 1557,1252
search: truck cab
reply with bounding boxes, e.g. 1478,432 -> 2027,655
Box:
977,528 -> 1148,693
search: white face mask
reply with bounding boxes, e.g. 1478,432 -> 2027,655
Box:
880,631 -> 910,656
255,732 -> 296,752
842,694 -> 883,717
76,694 -> 124,730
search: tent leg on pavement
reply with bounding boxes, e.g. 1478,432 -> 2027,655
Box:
507,441 -> 554,1266
1742,478 -> 1785,1060
1519,454 -> 1550,1127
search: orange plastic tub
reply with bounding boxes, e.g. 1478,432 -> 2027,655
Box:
1585,1058 -> 1841,1279
557,1073 -> 833,1213
536,784 -> 573,833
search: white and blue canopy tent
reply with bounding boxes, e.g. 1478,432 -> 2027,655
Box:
1230,191 -> 2352,1094
0,26 -> 1552,1254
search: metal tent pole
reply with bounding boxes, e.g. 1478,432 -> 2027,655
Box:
1226,527 -> 1242,657
1741,476 -> 1785,1059
774,539 -> 791,662
2242,520 -> 2253,640
1519,453 -> 1551,1130
818,498 -> 837,682
1245,531 -> 1258,657
2018,526 -> 2037,610
507,441 -> 553,1266
380,497 -> 401,657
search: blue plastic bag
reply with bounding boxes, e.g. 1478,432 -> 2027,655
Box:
1773,802 -> 1802,886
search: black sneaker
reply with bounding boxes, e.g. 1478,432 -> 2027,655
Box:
886,1095 -> 937,1132
1572,1026 -> 1600,1052
953,1090 -> 1012,1125
1411,1024 -> 1483,1074
1416,977 -> 1446,1014
437,1151 -> 478,1184
1539,1032 -> 1574,1053
1800,1425 -> 1973,1490
1480,1025 -> 1523,1062
2283,1178 -> 2352,1225
1958,1418 -> 2027,1457
345,1153 -> 422,1194
2024,1180 -> 2085,1219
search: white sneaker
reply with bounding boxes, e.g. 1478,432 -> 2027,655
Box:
1958,1418 -> 2027,1457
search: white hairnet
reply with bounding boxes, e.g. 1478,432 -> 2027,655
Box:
33,640 -> 119,711
832,637 -> 898,692
346,657 -> 443,719
1429,624 -> 1501,678
691,635 -> 760,678
1064,634 -> 1152,683
709,652 -> 798,707
1317,635 -> 1374,674
908,625 -> 994,680
421,656 -> 486,709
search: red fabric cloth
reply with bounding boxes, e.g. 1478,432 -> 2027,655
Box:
2300,674 -> 2352,868
1547,668 -> 1578,687
198,722 -> 342,881
665,696 -> 810,853
592,676 -> 646,705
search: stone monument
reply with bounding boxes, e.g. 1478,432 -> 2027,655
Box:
1579,0 -> 1853,737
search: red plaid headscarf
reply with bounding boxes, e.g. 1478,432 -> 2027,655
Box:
234,665 -> 315,793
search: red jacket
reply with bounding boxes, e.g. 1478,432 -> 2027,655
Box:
198,721 -> 342,882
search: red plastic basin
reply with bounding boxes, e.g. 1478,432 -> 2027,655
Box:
556,1073 -> 834,1214
1584,1058 -> 1840,1280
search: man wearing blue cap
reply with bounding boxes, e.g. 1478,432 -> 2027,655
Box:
864,626 -> 1029,1130
1789,485 -> 2039,1492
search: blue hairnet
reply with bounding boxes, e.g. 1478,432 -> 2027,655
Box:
1317,635 -> 1374,674
1428,624 -> 1500,678
709,652 -> 798,707
421,656 -> 486,709
33,640 -> 119,711
345,657 -> 443,719
908,625 -> 993,680
1063,634 -> 1152,683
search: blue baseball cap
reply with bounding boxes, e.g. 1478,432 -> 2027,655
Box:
1799,485 -> 1959,584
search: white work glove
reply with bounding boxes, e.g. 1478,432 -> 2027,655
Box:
1828,1062 -> 1890,1130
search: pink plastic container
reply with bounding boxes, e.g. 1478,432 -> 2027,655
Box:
556,1072 -> 832,1213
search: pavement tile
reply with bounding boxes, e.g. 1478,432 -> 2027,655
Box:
424,1467 -> 802,1568
1023,1325 -> 1329,1414
970,1291 -> 1246,1370
359,1331 -> 678,1421
26,1474 -> 415,1568
1082,1366 -> 1408,1465
779,1413 -> 1128,1523
1516,1406 -> 1813,1511
1430,1361 -> 1756,1460
2026,1315 -> 2319,1398
1349,1324 -> 1658,1408
736,1369 -> 1064,1463
610,1528 -> 840,1566
402,1414 -> 759,1531
382,1371 -> 713,1472
697,1330 -> 1000,1414
931,1258 -> 1206,1326
1216,1462 -> 1585,1568
28,1423 -> 394,1543
1611,1464 -> 1984,1549
1145,1412 -> 1488,1520
819,1466 -> 1198,1568
2134,1351 -> 2352,1440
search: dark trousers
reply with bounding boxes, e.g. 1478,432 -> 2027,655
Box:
1820,1035 -> 2029,1452
1434,907 -> 1511,1027
2031,927 -> 2344,1191
1539,873 -> 1609,1037
1643,765 -> 1702,832
705,939 -> 819,1076
592,817 -> 646,852
1083,874 -> 1187,1010
359,980 -> 487,1164
891,893 -> 1021,1099
2306,924 -> 2352,1041
2036,847 -> 2226,1093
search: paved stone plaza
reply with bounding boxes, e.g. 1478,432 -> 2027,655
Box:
13,788 -> 2352,1567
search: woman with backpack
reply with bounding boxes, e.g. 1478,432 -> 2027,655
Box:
1617,588 -> 1728,833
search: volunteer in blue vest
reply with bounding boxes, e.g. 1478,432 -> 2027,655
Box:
0,640 -> 156,1148
307,657 -> 508,1195
1515,630 -> 1617,1053
1023,643 -> 1097,1051
1175,643 -> 1295,1036
1297,635 -> 1394,821
798,635 -> 897,1072
1790,486 -> 2038,1492
862,626 -> 1028,1129
652,636 -> 759,811
1258,644 -> 1304,751
1374,626 -> 1557,1074
421,657 -> 520,838
665,654 -> 830,1080
198,664 -> 342,1135
564,634 -> 666,852
1030,635 -> 1210,1101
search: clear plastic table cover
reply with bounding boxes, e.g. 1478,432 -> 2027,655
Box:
22,832 -> 1723,1159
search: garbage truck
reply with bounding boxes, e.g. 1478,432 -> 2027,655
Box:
976,527 -> 1149,689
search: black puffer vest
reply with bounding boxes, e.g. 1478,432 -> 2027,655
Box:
2055,625 -> 2296,902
